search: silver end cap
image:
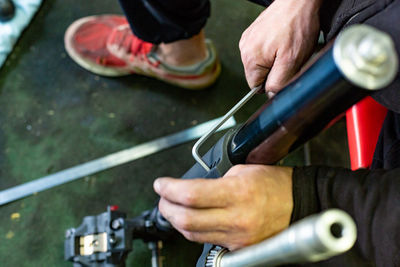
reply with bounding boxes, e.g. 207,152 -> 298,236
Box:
334,24 -> 398,90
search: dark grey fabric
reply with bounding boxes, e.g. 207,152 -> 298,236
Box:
291,166 -> 400,266
372,111 -> 400,169
320,0 -> 400,113
292,1 -> 400,266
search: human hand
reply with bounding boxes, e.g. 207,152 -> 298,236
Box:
239,0 -> 322,94
153,164 -> 293,250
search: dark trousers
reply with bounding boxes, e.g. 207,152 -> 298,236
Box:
118,0 -> 271,44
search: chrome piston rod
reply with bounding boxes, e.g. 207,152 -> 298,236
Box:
211,209 -> 357,267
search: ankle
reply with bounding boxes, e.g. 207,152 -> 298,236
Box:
157,30 -> 208,66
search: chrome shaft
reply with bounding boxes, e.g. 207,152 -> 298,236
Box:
218,209 -> 357,267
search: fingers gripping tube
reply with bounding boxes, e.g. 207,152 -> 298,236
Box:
228,25 -> 398,165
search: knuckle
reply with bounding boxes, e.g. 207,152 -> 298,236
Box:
231,164 -> 245,172
240,54 -> 251,67
239,31 -> 248,48
236,189 -> 250,202
176,214 -> 193,231
182,231 -> 196,242
278,51 -> 298,66
279,52 -> 293,62
181,190 -> 198,206
266,80 -> 282,92
237,184 -> 257,202
239,38 -> 244,50
235,216 -> 252,232
158,199 -> 167,215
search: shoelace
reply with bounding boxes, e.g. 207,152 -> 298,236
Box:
111,25 -> 157,65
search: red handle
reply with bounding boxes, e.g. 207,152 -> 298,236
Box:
346,97 -> 387,170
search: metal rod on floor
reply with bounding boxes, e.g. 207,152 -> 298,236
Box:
0,116 -> 236,206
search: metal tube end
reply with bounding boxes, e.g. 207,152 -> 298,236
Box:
310,209 -> 357,261
216,209 -> 357,267
333,24 -> 398,90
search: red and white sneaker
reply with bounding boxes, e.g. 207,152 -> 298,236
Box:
64,15 -> 221,90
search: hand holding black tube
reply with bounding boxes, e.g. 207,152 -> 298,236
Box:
154,164 -> 293,250
239,0 -> 322,93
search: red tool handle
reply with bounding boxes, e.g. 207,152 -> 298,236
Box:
346,97 -> 387,170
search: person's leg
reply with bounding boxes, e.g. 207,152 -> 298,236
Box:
118,0 -> 209,44
146,0 -> 272,66
118,0 -> 209,66
158,30 -> 207,66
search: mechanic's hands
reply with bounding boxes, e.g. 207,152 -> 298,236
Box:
154,164 -> 293,250
239,0 -> 322,94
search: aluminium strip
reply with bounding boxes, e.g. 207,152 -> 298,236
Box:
0,116 -> 236,206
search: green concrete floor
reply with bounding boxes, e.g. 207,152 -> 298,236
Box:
0,0 -> 349,266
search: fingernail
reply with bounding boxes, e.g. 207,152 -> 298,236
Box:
154,179 -> 162,193
267,91 -> 276,99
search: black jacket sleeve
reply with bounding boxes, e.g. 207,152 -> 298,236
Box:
291,166 -> 400,266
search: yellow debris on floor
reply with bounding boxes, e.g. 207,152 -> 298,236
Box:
6,231 -> 14,239
11,213 -> 20,221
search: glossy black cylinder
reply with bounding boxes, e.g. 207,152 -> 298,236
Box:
228,45 -> 369,165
